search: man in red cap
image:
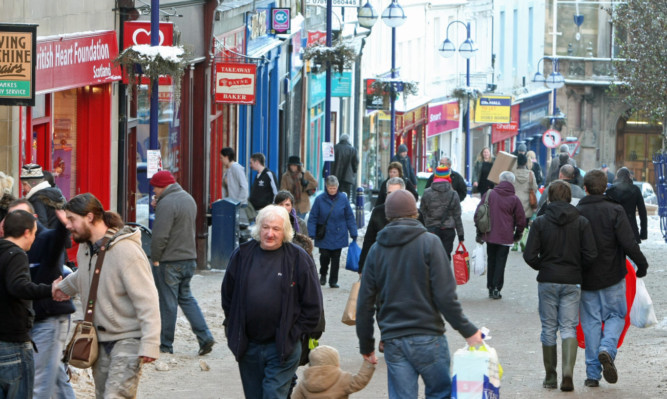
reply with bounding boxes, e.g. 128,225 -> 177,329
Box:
149,170 -> 215,355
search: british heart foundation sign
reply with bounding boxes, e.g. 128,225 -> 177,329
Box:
0,24 -> 37,106
215,62 -> 257,105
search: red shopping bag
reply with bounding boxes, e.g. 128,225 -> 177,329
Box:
453,242 -> 470,285
576,260 -> 636,349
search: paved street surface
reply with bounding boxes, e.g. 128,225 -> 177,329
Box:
72,197 -> 667,398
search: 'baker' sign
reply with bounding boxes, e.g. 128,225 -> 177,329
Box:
215,62 -> 257,104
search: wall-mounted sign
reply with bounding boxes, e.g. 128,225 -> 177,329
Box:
427,101 -> 460,137
474,95 -> 512,123
215,62 -> 257,104
35,30 -> 121,94
365,79 -> 385,110
322,142 -> 335,162
332,71 -> 352,97
271,8 -> 291,34
0,24 -> 37,106
542,129 -> 562,148
123,21 -> 174,85
306,0 -> 360,7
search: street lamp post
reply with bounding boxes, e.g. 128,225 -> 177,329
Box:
381,0 -> 407,159
439,20 -> 477,184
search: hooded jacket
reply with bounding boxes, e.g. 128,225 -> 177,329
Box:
58,227 -> 161,359
356,218 -> 478,355
151,183 -> 197,262
576,195 -> 649,290
420,181 -> 464,235
26,181 -> 67,229
477,181 -> 526,245
605,182 -> 647,243
0,239 -> 52,343
249,167 -> 279,211
291,346 -> 375,399
512,168 -> 539,219
221,240 -> 323,362
523,201 -> 597,284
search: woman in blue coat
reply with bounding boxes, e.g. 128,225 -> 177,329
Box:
308,175 -> 358,288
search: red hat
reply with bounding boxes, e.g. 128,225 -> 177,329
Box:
150,170 -> 176,188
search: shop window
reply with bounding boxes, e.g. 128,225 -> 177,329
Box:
53,89 -> 78,200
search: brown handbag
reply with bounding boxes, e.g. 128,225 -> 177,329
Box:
529,173 -> 538,209
63,236 -> 110,369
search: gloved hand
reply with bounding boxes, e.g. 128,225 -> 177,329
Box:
458,235 -> 464,243
513,232 -> 523,243
301,177 -> 309,187
636,268 -> 647,278
476,234 -> 484,244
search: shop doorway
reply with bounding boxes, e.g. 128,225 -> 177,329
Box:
615,116 -> 662,184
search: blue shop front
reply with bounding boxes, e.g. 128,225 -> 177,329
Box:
517,90 -> 551,172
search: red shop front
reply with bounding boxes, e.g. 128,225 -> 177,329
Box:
23,30 -> 121,208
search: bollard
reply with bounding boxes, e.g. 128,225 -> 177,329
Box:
356,186 -> 365,229
652,153 -> 667,243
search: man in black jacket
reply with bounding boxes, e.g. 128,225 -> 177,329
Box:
425,156 -> 467,202
8,200 -> 76,399
576,170 -> 649,388
248,153 -> 279,212
331,134 -> 359,200
0,210 -> 64,398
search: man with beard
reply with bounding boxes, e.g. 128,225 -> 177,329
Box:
53,193 -> 160,398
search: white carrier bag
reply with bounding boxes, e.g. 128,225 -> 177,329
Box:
451,338 -> 502,399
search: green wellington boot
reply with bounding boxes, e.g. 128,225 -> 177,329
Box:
560,338 -> 578,392
542,345 -> 558,389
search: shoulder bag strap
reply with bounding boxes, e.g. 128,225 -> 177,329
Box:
323,197 -> 337,224
83,235 -> 111,323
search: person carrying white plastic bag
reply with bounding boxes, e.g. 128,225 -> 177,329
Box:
451,329 -> 502,399
630,278 -> 658,328
471,244 -> 487,276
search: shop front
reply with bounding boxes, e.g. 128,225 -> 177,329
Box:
518,91 -> 550,170
426,101 -> 460,172
26,30 -> 121,207
393,103 -> 429,176
491,104 -> 520,153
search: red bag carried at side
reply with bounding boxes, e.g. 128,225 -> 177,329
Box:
453,242 -> 470,285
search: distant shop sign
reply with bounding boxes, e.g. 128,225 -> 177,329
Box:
427,101 -> 460,137
474,95 -> 512,123
271,8 -> 291,34
306,0 -> 360,7
215,62 -> 257,105
123,21 -> 174,85
332,71 -> 352,97
0,24 -> 37,106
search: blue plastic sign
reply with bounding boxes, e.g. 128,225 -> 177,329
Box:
271,8 -> 290,34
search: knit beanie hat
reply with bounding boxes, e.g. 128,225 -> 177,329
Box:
517,143 -> 527,153
385,189 -> 418,218
397,144 -> 408,154
308,345 -> 340,367
559,144 -> 569,153
433,166 -> 452,183
149,170 -> 176,188
20,163 -> 44,180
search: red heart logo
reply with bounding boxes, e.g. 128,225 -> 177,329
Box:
132,28 -> 165,45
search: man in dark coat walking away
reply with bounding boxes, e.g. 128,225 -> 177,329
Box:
476,171 -> 526,300
425,156 -> 467,202
331,134 -> 359,200
576,170 -> 649,388
391,144 -> 417,186
605,167 -> 647,244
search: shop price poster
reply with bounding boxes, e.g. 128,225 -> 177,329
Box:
322,142 -> 335,162
147,150 -> 162,178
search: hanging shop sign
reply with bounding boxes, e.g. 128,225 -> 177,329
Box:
35,30 -> 121,94
542,129 -> 562,148
307,31 -> 326,47
271,8 -> 291,34
332,71 -> 352,97
474,95 -> 512,123
123,21 -> 174,85
306,0 -> 360,7
215,62 -> 257,104
427,101 -> 460,137
365,79 -> 384,110
0,24 -> 37,106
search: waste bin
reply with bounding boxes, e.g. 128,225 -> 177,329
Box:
210,199 -> 241,269
125,222 -> 152,260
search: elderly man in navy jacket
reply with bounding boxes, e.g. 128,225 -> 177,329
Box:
221,205 -> 323,399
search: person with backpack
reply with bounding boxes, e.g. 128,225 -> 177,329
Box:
420,166 -> 463,260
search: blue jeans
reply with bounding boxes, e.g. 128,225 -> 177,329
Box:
538,283 -> 581,346
32,315 -> 76,399
238,341 -> 302,399
580,279 -> 627,380
153,260 -> 213,352
384,334 -> 452,399
0,341 -> 34,399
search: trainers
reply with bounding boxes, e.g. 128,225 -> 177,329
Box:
598,351 -> 618,383
199,341 -> 215,356
584,379 -> 599,387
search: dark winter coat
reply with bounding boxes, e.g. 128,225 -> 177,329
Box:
523,201 -> 598,285
356,218 -> 478,355
605,182 -> 647,243
332,140 -> 358,184
308,192 -> 358,250
358,204 -> 388,274
531,162 -> 544,186
375,177 -> 418,206
249,168 -> 279,211
28,221 -> 75,321
477,181 -> 526,245
576,195 -> 648,290
426,170 -> 467,202
221,240 -> 323,362
0,239 -> 52,343
391,154 -> 417,186
420,181 -> 464,236
27,185 -> 67,229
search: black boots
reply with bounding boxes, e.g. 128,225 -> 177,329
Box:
560,338 -> 578,391
542,345 -> 557,389
320,275 -> 326,286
